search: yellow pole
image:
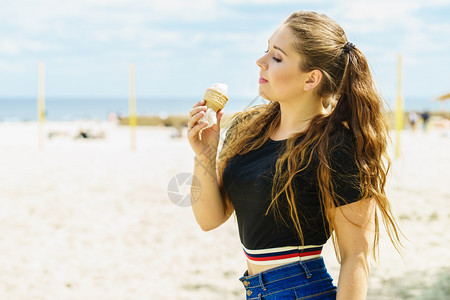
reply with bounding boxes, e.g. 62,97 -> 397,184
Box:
395,54 -> 403,158
129,64 -> 137,151
38,62 -> 45,149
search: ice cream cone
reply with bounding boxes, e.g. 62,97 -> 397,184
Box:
198,83 -> 228,129
203,86 -> 228,112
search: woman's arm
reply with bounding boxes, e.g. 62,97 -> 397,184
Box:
191,152 -> 234,231
334,198 -> 375,300
187,100 -> 234,232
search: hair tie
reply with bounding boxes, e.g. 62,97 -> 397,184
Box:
343,42 -> 355,54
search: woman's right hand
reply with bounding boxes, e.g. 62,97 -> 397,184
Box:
187,99 -> 225,159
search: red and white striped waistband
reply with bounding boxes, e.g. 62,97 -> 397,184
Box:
243,245 -> 323,266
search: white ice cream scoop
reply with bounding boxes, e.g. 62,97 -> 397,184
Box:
199,83 -> 228,129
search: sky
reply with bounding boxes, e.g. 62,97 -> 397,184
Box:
0,0 -> 449,110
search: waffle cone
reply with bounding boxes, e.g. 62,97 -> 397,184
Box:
203,88 -> 228,112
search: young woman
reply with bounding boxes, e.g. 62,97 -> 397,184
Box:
187,11 -> 401,300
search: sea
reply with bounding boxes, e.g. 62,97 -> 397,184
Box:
0,96 -> 442,122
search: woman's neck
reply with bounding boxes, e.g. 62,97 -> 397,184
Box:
272,95 -> 326,140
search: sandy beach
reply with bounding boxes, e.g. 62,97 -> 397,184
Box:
0,120 -> 449,299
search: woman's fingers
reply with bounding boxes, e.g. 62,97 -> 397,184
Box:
216,109 -> 225,123
187,110 -> 206,129
187,100 -> 208,142
188,120 -> 209,138
189,106 -> 207,118
192,99 -> 206,108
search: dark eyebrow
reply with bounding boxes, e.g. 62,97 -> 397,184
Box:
273,45 -> 288,56
268,40 -> 288,57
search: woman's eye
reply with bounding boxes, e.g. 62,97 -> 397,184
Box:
264,49 -> 281,62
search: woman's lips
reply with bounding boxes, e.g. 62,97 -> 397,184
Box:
259,76 -> 268,84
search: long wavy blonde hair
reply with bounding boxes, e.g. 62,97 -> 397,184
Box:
217,11 -> 402,259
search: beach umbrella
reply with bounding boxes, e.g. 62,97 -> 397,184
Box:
435,92 -> 450,101
434,92 -> 450,119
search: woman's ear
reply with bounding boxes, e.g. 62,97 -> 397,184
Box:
303,69 -> 323,91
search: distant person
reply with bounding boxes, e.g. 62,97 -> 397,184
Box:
187,11 -> 402,299
421,111 -> 430,131
409,111 -> 418,130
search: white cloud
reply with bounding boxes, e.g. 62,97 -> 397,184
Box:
0,0 -> 448,99
332,0 -> 420,33
0,60 -> 30,74
0,0 -> 221,31
330,0 -> 449,34
0,38 -> 61,55
330,0 -> 450,63
0,40 -> 21,55
223,0 -> 317,4
0,0 -> 232,58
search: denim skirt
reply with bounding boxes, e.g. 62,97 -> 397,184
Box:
239,257 -> 336,299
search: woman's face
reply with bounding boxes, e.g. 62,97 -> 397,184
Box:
256,25 -> 309,103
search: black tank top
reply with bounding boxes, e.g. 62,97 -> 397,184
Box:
222,126 -> 362,251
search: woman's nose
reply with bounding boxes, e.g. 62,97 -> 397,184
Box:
256,57 -> 267,70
